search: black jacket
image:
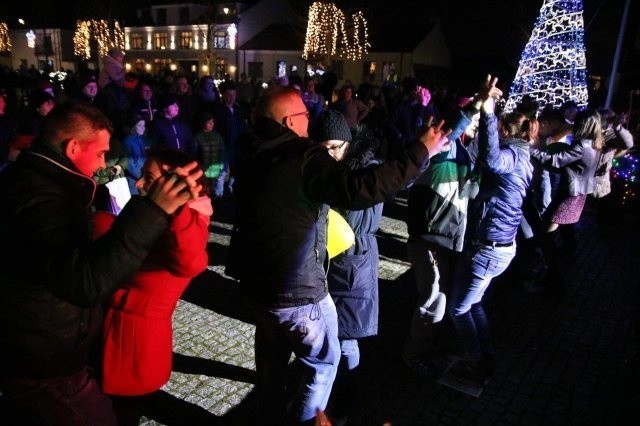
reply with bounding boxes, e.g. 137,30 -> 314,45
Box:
0,143 -> 169,379
228,118 -> 430,308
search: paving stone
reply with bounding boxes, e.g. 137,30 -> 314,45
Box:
130,197 -> 640,424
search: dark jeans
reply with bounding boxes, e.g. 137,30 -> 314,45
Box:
0,367 -> 117,425
449,242 -> 516,360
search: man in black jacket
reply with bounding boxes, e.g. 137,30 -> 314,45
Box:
0,103 -> 202,424
228,86 -> 449,424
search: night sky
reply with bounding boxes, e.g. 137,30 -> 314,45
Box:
3,0 -> 638,87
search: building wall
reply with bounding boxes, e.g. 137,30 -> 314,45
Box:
9,29 -> 75,72
240,50 -> 305,81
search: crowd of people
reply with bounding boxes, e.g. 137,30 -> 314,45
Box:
0,51 -> 636,425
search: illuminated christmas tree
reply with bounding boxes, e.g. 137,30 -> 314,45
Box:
0,23 -> 11,53
505,0 -> 588,113
73,20 -> 124,60
303,1 -> 370,62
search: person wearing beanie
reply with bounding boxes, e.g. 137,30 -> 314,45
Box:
194,112 -> 226,199
71,74 -> 109,115
316,110 -> 384,422
226,85 -> 450,424
311,110 -> 352,159
151,94 -> 194,156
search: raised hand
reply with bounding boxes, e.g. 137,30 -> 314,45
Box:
419,119 -> 452,158
417,86 -> 432,107
146,161 -> 203,214
479,74 -> 503,114
162,161 -> 204,200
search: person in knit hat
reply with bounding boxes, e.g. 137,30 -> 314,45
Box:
314,109 -> 384,420
228,85 -> 449,424
71,74 -> 109,115
194,112 -> 226,199
151,94 -> 194,156
312,109 -> 352,160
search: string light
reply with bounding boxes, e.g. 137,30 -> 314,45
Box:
505,0 -> 588,113
303,1 -> 370,61
611,153 -> 639,206
0,22 -> 12,52
73,20 -> 125,59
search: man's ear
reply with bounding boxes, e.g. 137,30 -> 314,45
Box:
64,138 -> 81,160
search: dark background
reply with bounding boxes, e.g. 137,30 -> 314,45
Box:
3,0 -> 639,108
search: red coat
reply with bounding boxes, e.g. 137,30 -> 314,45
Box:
95,197 -> 211,396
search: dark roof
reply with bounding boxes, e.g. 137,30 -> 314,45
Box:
368,21 -> 436,53
240,22 -> 306,51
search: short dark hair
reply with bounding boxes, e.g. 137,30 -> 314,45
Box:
146,147 -> 209,197
40,103 -> 113,151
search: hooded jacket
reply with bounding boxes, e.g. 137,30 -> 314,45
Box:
0,143 -> 169,379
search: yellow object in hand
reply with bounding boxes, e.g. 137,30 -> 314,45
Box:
327,209 -> 355,259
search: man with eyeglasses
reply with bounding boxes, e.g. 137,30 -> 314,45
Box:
227,85 -> 450,424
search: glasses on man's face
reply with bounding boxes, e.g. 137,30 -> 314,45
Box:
281,110 -> 310,125
326,140 -> 348,151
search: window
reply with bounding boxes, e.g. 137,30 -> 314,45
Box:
363,61 -> 377,82
35,35 -> 53,56
276,61 -> 286,78
154,32 -> 168,50
215,56 -> 226,78
212,31 -> 228,49
179,7 -> 189,25
179,32 -> 193,49
131,33 -> 143,50
156,8 -> 167,26
134,59 -> 145,71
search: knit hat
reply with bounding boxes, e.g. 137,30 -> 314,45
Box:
108,47 -> 125,58
313,110 -> 352,143
157,94 -> 178,111
79,74 -> 98,90
199,112 -> 215,126
29,89 -> 54,109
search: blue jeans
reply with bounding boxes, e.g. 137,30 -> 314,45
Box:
251,294 -> 340,424
340,339 -> 360,371
215,163 -> 234,197
448,242 -> 516,360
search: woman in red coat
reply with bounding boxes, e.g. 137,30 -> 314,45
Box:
93,148 -> 211,423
